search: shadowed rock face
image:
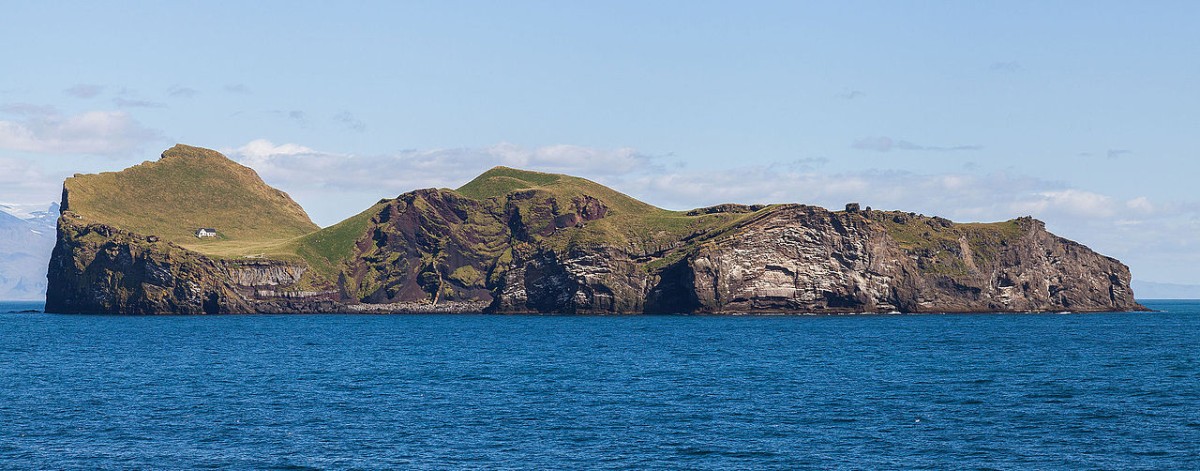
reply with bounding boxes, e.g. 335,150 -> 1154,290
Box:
46,216 -> 341,315
489,203 -> 1141,314
46,147 -> 1145,315
678,207 -> 1139,314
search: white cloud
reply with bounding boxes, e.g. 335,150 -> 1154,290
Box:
0,106 -> 162,155
333,112 -> 366,132
1012,190 -> 1116,219
0,157 -> 64,206
486,142 -> 651,176
167,86 -> 198,98
852,136 -> 982,152
234,139 -> 316,159
225,140 -> 659,195
223,139 -> 1187,231
113,97 -> 166,108
1126,196 -> 1155,214
65,84 -> 105,99
220,140 -> 668,226
224,139 -> 1134,225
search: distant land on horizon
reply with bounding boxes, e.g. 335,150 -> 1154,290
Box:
0,203 -> 58,301
1130,281 -> 1200,300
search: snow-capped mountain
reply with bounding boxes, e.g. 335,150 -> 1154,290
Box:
0,203 -> 58,300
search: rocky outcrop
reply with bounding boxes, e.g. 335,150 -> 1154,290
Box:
673,207 -> 1138,313
488,205 -> 1140,314
684,205 -> 909,313
47,197 -> 1144,315
46,154 -> 1144,315
45,214 -> 341,314
493,246 -> 648,314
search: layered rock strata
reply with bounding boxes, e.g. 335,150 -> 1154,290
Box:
46,146 -> 1144,314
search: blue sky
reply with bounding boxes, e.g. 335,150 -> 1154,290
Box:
1,1 -> 1197,284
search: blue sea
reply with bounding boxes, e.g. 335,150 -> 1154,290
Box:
1,301 -> 1198,469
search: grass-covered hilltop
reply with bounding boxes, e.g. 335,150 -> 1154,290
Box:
62,145 -> 318,251
46,144 -> 1145,314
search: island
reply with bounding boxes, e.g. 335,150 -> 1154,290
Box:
46,144 -> 1145,314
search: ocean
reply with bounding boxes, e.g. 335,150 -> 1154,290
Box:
1,300 -> 1197,469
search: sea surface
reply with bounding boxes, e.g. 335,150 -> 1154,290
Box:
1,300 -> 1198,470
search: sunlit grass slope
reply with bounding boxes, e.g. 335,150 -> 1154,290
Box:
62,144 -> 319,254
64,148 -> 1030,284
289,201 -> 388,277
457,166 -> 763,251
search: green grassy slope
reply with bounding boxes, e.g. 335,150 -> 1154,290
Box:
62,144 -> 319,254
65,149 -> 1033,286
869,210 -> 1025,275
457,166 -> 762,252
289,201 -> 388,278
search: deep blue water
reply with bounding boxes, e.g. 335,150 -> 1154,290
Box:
1,301 -> 1198,470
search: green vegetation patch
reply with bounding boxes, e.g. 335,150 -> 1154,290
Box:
290,201 -> 388,278
449,265 -> 483,287
870,210 -> 1026,275
456,167 -> 563,199
63,144 -> 319,251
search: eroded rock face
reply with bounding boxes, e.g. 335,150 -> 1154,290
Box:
685,206 -> 909,313
666,208 -> 1138,314
485,204 -> 1141,314
494,246 -> 647,314
45,215 -> 339,314
48,193 -> 1144,315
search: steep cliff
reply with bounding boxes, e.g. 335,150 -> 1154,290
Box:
47,145 -> 337,314
45,215 -> 339,314
46,145 -> 1145,314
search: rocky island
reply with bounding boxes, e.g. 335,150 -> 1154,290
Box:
46,144 -> 1145,314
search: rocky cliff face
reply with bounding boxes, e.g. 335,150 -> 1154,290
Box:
47,200 -> 1143,315
46,214 -> 340,314
487,205 -> 1140,314
334,191 -> 1140,314
46,149 -> 1143,314
674,207 -> 1138,313
42,189 -> 1137,314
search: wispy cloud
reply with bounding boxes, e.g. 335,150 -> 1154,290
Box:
1,103 -> 57,117
333,112 -> 366,132
1107,149 -> 1133,159
788,157 -> 829,170
224,139 -> 662,199
852,136 -> 981,152
1010,189 -> 1117,219
225,139 -> 1116,224
113,97 -> 167,108
0,156 -> 65,205
65,84 -> 105,99
0,104 -> 162,155
269,110 -> 308,127
224,83 -> 251,94
486,142 -> 657,176
167,86 -> 199,98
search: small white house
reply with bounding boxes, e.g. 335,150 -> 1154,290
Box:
195,228 -> 218,238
